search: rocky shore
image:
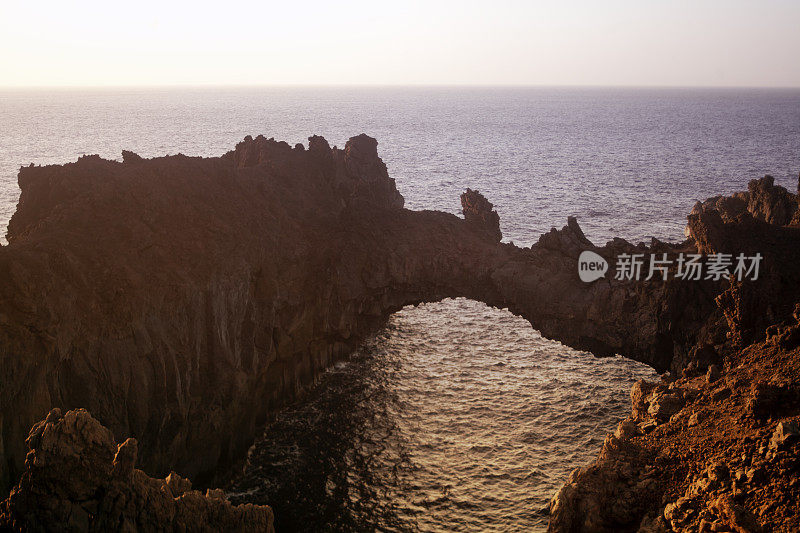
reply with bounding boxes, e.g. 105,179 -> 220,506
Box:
1,408 -> 273,531
0,134 -> 798,530
548,317 -> 800,532
549,176 -> 800,532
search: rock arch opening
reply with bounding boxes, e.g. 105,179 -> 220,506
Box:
229,298 -> 658,532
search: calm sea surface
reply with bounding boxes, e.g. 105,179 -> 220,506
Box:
1,87 -> 798,531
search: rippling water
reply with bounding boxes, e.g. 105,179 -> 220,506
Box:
1,87 -> 798,531
229,299 -> 657,532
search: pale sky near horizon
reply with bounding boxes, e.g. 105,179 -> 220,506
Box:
1,0 -> 798,88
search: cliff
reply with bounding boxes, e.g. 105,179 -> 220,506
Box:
0,134 -> 798,530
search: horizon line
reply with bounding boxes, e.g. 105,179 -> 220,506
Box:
1,82 -> 800,91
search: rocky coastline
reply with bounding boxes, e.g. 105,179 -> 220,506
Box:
0,134 -> 798,531
548,176 -> 800,532
1,408 -> 274,532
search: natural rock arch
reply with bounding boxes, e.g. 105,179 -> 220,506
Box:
3,134 -> 795,494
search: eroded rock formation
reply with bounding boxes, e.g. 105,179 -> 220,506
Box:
0,408 -> 273,532
0,133 -> 798,531
461,188 -> 502,242
549,180 -> 800,532
548,315 -> 800,532
0,133 -> 688,493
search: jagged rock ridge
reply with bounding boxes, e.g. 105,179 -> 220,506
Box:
0,408 -> 273,532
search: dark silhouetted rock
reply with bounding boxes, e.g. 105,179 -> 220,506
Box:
460,188 -> 502,242
121,150 -> 144,164
747,175 -> 797,226
3,134 -> 730,493
0,409 -> 273,532
689,175 -> 797,226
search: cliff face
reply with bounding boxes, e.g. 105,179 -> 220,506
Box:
0,133 -> 795,518
1,134 -> 423,492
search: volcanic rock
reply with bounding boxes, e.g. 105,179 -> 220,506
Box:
0,133 -> 737,493
0,409 -> 273,532
1,134 -> 799,532
460,188 -> 501,242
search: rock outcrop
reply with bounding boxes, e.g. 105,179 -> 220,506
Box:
548,321 -> 800,532
0,134 -> 798,531
690,175 -> 798,226
548,179 -> 800,532
0,408 -> 273,532
460,188 -> 502,242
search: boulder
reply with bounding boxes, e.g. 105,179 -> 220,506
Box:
769,420 -> 800,450
648,390 -> 685,421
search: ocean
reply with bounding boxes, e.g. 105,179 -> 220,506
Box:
1,87 -> 798,531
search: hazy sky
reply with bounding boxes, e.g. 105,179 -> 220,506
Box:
1,0 -> 798,87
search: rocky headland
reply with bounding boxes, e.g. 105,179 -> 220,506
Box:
548,176 -> 800,532
0,134 -> 798,531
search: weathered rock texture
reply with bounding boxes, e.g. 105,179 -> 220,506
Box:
0,133 -> 798,531
0,408 -> 273,532
548,179 -> 800,532
548,317 -> 800,532
460,188 -> 502,242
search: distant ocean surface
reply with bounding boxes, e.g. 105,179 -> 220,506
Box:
2,87 -> 799,531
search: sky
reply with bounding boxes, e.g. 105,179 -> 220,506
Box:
1,0 -> 798,87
